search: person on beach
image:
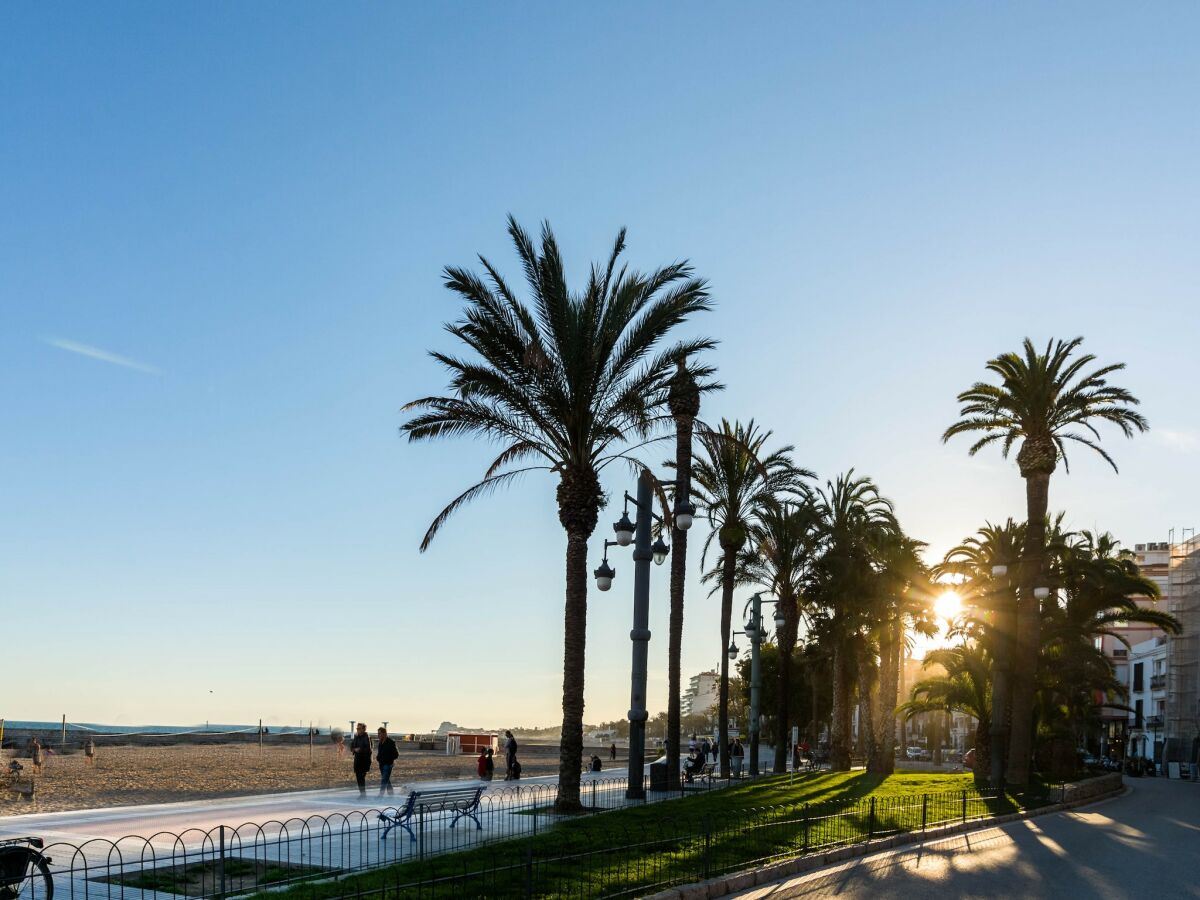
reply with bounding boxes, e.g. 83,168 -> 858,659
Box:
503,730 -> 519,780
30,739 -> 43,774
84,738 -> 96,767
376,727 -> 398,796
477,748 -> 488,780
350,722 -> 372,796
609,742 -> 617,762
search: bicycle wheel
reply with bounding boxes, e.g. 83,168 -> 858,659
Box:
14,856 -> 52,900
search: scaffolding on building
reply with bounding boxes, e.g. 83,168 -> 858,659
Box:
1164,531 -> 1200,769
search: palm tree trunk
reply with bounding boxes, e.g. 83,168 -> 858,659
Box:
1007,471 -> 1049,786
830,639 -> 852,771
860,651 -> 879,773
973,714 -> 991,785
872,619 -> 900,775
668,358 -> 699,789
775,639 -> 792,773
717,550 -> 735,780
555,531 -> 588,812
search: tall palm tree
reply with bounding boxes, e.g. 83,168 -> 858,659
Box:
402,217 -> 714,811
935,520 -> 1025,783
691,420 -> 805,778
809,471 -> 898,771
869,534 -> 935,774
664,361 -> 700,792
943,337 -> 1148,785
744,498 -> 820,772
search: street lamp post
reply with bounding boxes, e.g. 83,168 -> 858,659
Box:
595,468 -> 682,799
728,593 -> 785,777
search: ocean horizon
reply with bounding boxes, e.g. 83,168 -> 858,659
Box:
0,720 -> 334,735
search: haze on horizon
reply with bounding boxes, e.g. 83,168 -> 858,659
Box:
2,3 -> 1197,731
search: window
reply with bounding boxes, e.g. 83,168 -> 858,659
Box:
1135,699 -> 1144,727
1133,662 -> 1144,692
1113,648 -> 1128,658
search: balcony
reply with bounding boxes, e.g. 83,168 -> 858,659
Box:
1151,674 -> 1167,691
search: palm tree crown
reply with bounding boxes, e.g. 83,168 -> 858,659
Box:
404,215 -> 716,546
942,336 -> 1148,476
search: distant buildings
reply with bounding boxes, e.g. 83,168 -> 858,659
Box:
683,670 -> 720,718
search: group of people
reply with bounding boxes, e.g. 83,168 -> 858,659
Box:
476,730 -> 521,781
349,722 -> 399,796
681,736 -> 748,781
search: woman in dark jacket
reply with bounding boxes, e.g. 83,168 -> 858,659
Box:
350,722 -> 372,796
376,727 -> 399,796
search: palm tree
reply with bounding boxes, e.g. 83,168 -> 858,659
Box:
664,361 -> 700,793
869,534 -> 935,774
899,643 -> 992,782
743,498 -> 820,772
402,217 -> 714,811
943,337 -> 1148,785
691,420 -> 805,777
935,520 -> 1025,782
809,471 -> 898,771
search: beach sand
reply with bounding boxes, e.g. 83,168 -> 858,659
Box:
0,743 -> 564,815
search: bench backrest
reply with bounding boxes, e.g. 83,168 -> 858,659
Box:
410,786 -> 485,811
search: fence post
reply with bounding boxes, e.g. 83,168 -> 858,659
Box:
592,779 -> 597,809
803,803 -> 810,853
703,818 -> 712,880
419,806 -> 426,861
523,847 -> 533,899
961,790 -> 967,824
867,797 -> 876,841
921,794 -> 928,832
218,825 -> 227,900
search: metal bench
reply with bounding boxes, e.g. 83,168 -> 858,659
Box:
378,785 -> 486,841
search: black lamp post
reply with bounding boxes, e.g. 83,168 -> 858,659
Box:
594,469 -> 692,798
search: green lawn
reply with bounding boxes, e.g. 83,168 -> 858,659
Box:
264,772 -> 1039,899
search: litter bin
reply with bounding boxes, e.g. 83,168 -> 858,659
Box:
649,759 -> 669,792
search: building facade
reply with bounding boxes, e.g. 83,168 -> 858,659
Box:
683,670 -> 720,718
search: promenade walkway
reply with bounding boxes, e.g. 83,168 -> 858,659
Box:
733,776 -> 1200,899
0,768 -> 738,899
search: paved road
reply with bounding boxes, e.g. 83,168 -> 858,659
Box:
735,777 -> 1200,900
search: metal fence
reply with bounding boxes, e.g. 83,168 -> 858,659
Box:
295,784 -> 1057,899
30,773 -> 747,900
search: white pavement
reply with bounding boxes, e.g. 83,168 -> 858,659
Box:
732,777 -> 1200,900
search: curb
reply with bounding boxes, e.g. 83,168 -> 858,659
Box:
642,784 -> 1127,900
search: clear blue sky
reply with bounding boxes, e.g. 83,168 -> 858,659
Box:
2,3 -> 1197,731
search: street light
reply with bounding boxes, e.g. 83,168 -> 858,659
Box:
1033,586 -> 1051,600
594,469 -> 682,800
673,498 -> 695,531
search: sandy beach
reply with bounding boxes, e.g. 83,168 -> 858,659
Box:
0,743 -> 567,815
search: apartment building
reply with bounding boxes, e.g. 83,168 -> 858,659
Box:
683,670 -> 720,718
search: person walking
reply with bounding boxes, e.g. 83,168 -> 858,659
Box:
84,738 -> 96,767
731,738 -> 745,778
350,722 -> 372,796
701,737 -> 711,761
609,742 -> 617,762
503,730 -> 519,780
376,727 -> 398,796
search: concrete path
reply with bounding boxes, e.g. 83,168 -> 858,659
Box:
733,777 -> 1200,899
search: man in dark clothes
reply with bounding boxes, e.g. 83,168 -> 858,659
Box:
376,727 -> 398,795
350,722 -> 372,796
503,729 -> 519,780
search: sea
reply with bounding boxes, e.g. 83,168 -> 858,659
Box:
0,720 -> 325,736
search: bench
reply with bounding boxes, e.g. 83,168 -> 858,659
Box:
378,786 -> 486,842
684,762 -> 716,785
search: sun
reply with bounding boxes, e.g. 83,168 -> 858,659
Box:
934,590 -> 963,623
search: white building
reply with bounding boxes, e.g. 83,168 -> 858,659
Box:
683,670 -> 720,718
1124,635 -> 1169,763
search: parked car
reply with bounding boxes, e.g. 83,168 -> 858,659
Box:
906,746 -> 924,761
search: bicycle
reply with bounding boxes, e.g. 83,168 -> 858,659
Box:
0,838 -> 53,900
